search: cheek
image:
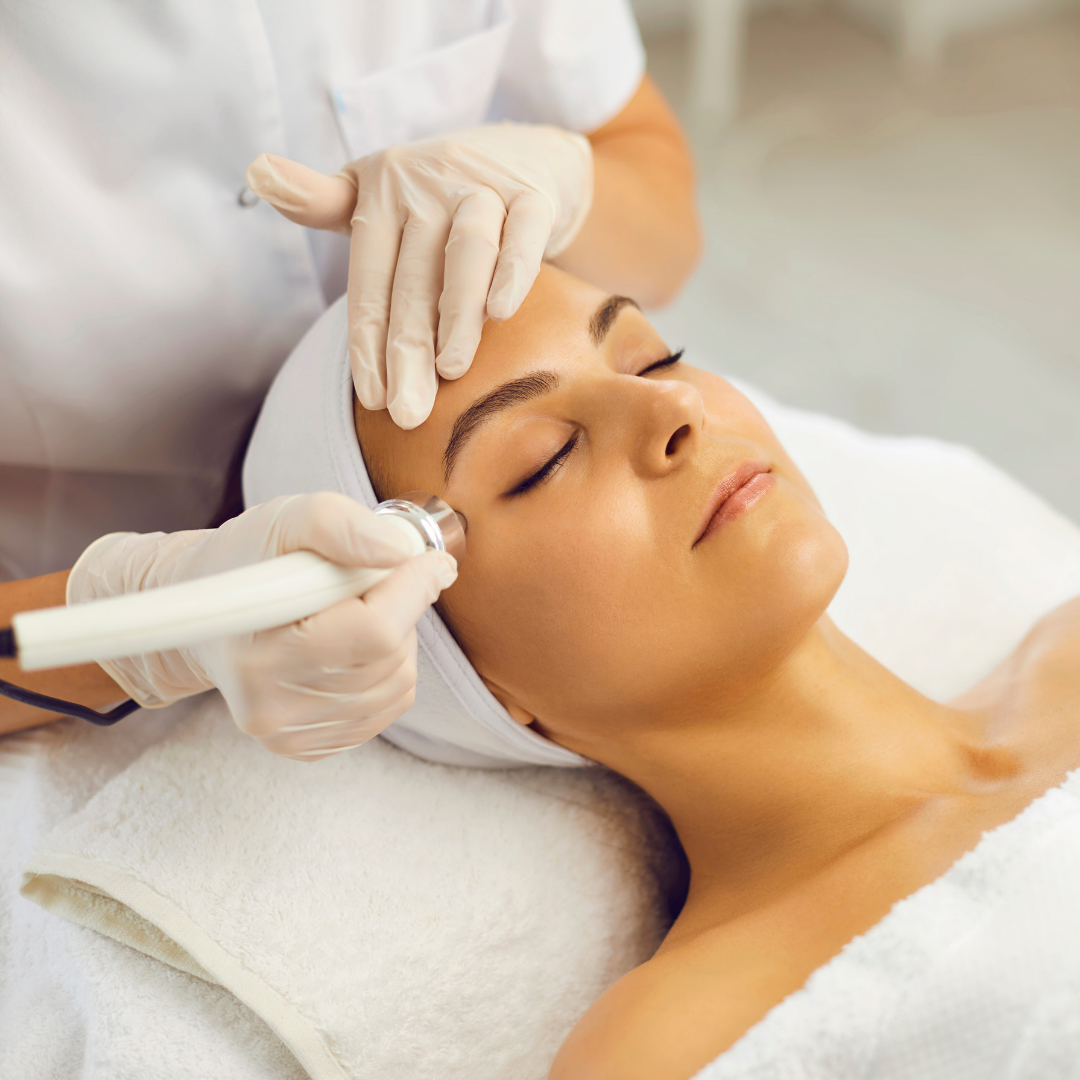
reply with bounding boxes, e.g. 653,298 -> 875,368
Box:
692,483 -> 849,683
698,375 -> 821,505
441,501 -> 663,720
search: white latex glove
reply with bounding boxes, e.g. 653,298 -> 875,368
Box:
66,494 -> 458,761
246,123 -> 593,429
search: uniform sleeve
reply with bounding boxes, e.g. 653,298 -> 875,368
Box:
489,0 -> 646,133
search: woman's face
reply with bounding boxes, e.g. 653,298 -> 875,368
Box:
357,266 -> 847,760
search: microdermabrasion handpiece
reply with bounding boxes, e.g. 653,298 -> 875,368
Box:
3,493 -> 466,673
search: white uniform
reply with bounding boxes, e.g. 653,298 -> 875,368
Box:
0,0 -> 644,581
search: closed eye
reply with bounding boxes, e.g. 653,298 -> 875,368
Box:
637,348 -> 684,377
502,350 -> 683,498
505,431 -> 580,497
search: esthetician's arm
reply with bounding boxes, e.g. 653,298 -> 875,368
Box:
551,75 -> 700,309
0,572 -> 126,735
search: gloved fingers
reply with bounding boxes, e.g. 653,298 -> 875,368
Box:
253,696 -> 408,760
246,650 -> 418,759
384,211 -> 450,429
266,552 -> 450,680
293,636 -> 412,696
240,552 -> 449,696
245,153 -> 356,234
486,190 -> 554,322
228,617 -> 413,729
347,186 -> 406,412
220,552 -> 451,738
274,651 -> 417,743
360,550 -> 457,645
225,598 -> 413,733
268,492 -> 416,567
275,598 -> 415,682
434,188 -> 505,381
275,693 -> 417,761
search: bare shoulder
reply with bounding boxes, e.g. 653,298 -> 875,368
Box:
547,940 -> 762,1080
1013,594 -> 1080,666
955,595 -> 1080,710
954,595 -> 1080,778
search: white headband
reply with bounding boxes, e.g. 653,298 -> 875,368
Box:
243,297 -> 587,769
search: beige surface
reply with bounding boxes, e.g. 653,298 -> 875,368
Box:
645,8 -> 1080,522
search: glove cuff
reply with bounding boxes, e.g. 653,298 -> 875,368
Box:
67,530 -> 214,708
96,654 -> 211,710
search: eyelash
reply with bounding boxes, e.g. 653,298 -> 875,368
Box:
506,350 -> 685,497
507,431 -> 580,497
637,348 -> 684,377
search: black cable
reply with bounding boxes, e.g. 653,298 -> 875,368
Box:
0,673 -> 140,727
0,624 -> 139,724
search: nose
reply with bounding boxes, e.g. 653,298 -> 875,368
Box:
625,377 -> 704,478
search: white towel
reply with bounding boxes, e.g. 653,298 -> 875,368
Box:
16,698 -> 674,1080
695,767 -> 1080,1080
0,703 -> 308,1080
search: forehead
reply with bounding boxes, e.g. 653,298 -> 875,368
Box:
355,266 -> 612,499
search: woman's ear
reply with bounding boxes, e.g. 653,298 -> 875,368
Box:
480,675 -> 537,728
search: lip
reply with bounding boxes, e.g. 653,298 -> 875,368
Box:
694,461 -> 774,546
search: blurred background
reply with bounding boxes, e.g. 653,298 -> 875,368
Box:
630,0 -> 1080,522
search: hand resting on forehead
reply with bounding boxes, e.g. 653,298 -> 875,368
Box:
356,266 -> 1080,1080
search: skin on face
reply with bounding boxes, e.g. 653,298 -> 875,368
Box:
356,265 -> 849,766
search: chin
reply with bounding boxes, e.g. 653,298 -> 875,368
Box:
769,525 -> 848,661
703,488 -> 849,679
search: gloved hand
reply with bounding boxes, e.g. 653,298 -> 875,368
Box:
246,123 -> 593,429
66,494 -> 457,761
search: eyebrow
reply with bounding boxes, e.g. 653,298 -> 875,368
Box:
443,371 -> 560,480
441,294 -> 641,481
589,295 -> 639,346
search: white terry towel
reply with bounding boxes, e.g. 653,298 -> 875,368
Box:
695,767 -> 1080,1080
17,699 -> 675,1080
1,702 -> 309,1080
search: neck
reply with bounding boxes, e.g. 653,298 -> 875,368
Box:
591,618 -> 990,923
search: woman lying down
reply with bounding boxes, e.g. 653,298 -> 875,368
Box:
246,264 -> 1080,1080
